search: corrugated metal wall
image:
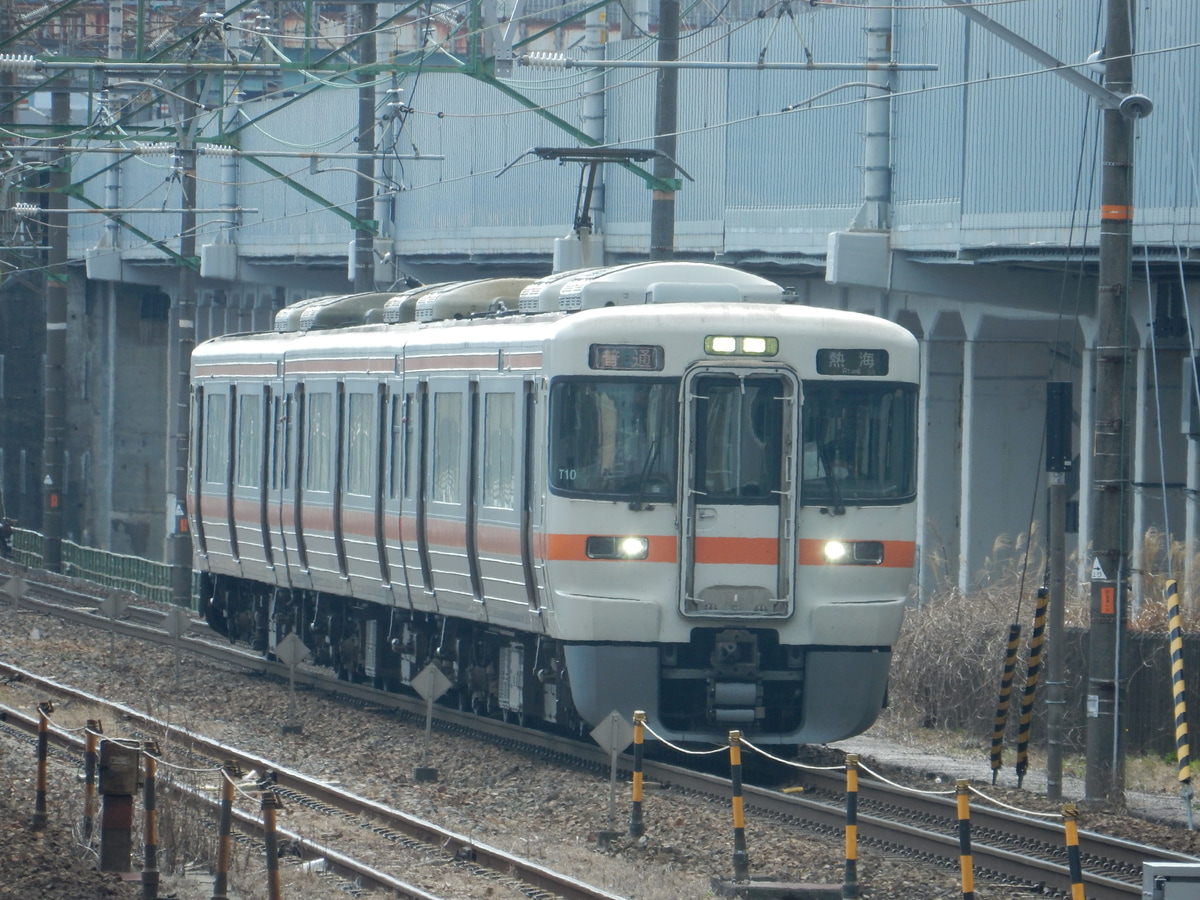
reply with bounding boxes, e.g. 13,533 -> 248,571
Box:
65,0 -> 1200,269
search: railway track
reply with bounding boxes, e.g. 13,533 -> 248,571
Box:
3,567 -> 1198,899
0,666 -> 626,900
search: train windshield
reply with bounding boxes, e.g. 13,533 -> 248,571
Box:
801,382 -> 917,506
548,378 -> 679,500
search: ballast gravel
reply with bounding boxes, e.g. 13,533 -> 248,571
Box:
1,562 -> 1199,900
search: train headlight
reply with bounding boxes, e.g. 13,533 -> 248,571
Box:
821,540 -> 885,565
586,536 -> 651,560
704,335 -> 779,357
823,541 -> 848,563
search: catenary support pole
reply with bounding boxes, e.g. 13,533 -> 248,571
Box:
648,0 -> 679,260
1085,0 -> 1137,805
41,84 -> 70,572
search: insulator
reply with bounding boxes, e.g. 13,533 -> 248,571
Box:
133,142 -> 175,156
200,145 -> 236,157
18,5 -> 50,23
522,51 -> 569,69
0,54 -> 41,73
13,202 -> 42,217
148,28 -> 175,50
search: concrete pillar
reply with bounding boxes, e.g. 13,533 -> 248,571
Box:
1130,335 -> 1188,612
958,327 -> 1050,592
917,319 -> 965,599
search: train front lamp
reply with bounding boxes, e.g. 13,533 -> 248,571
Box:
821,540 -> 885,565
823,541 -> 848,563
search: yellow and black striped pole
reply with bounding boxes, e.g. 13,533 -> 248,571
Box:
843,754 -> 860,900
1016,588 -> 1048,787
989,623 -> 1022,783
32,700 -> 53,830
212,761 -> 241,900
1166,579 -> 1195,829
83,719 -> 102,842
629,710 -> 646,838
1062,804 -> 1085,900
261,790 -> 284,900
142,744 -> 159,900
729,731 -> 750,881
956,780 -> 974,900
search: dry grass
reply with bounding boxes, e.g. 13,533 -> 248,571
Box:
888,528 -> 1200,789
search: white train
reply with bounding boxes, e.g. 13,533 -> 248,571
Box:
189,262 -> 920,745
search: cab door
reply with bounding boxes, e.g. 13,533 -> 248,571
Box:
680,368 -> 797,618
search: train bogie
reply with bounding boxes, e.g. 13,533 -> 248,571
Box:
191,263 -> 920,745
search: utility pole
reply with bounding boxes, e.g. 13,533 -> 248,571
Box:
170,80 -> 197,608
1084,0 -> 1137,805
648,0 -> 679,261
41,84 -> 71,573
1045,382 -> 1071,800
353,2 -> 378,293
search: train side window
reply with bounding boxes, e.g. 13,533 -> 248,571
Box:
305,391 -> 333,491
432,391 -> 463,503
235,390 -> 263,488
204,391 -> 229,484
345,392 -> 374,496
483,392 -> 515,509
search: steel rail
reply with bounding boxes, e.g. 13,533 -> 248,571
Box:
0,663 -> 626,900
4,571 -> 1197,899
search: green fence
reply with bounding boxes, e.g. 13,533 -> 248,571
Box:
6,527 -> 199,609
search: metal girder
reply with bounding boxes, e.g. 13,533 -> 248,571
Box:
943,0 -> 1152,117
240,154 -> 377,234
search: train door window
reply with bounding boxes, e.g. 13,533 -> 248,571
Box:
305,391 -> 333,491
388,394 -> 403,500
235,391 -> 263,487
345,392 -> 375,496
432,391 -> 463,503
404,392 -> 419,501
482,392 -> 515,509
282,392 -> 296,490
692,375 -> 782,504
204,391 -> 229,484
270,394 -> 284,490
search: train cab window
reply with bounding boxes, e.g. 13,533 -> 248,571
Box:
548,378 -> 678,500
305,391 -> 333,491
433,391 -> 463,503
235,391 -> 263,488
483,392 -> 516,509
345,392 -> 375,496
204,392 -> 229,484
692,375 -> 783,504
801,382 -> 917,506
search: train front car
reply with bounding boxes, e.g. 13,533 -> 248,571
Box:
541,295 -> 919,746
188,262 -> 918,749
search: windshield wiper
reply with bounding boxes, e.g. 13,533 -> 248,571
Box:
817,442 -> 846,516
629,439 -> 661,511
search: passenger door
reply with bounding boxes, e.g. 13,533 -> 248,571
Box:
680,369 -> 797,618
